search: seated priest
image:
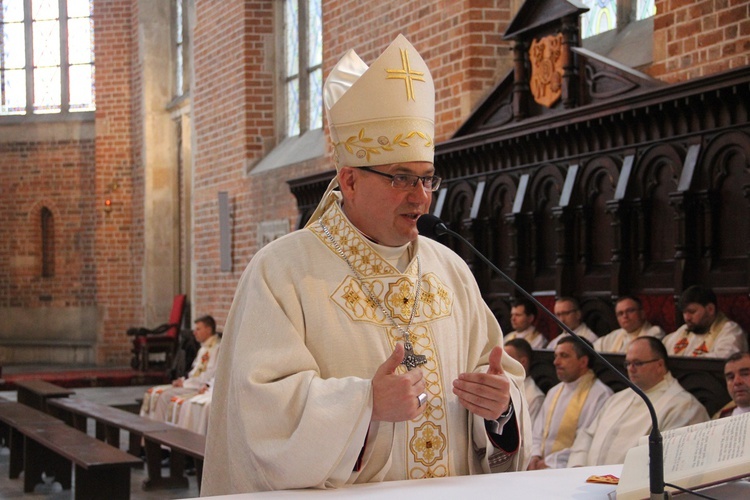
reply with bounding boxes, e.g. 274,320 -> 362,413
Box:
594,296 -> 664,353
662,285 -> 747,358
140,315 -> 221,422
528,337 -> 612,470
567,336 -> 708,467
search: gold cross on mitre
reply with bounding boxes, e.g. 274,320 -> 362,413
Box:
386,48 -> 425,101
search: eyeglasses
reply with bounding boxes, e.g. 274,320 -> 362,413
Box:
616,307 -> 641,317
359,167 -> 442,192
624,359 -> 660,369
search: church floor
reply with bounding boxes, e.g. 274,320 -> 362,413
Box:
0,382 -> 199,499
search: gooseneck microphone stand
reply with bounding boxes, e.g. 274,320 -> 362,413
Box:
417,214 -> 668,500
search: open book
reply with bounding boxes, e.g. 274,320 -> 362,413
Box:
616,412 -> 750,499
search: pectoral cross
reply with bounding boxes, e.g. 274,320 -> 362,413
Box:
402,341 -> 427,370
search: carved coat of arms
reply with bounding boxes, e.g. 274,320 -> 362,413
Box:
529,33 -> 564,108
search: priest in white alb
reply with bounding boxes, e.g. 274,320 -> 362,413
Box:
528,336 -> 612,470
201,35 -> 532,495
594,296 -> 664,353
567,337 -> 709,467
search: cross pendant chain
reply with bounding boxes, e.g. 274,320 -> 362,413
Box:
403,341 -> 427,370
319,217 -> 426,371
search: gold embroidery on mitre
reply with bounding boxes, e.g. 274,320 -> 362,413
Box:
333,128 -> 433,163
529,33 -> 564,108
386,48 -> 425,101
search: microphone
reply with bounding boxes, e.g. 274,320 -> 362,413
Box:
417,214 -> 668,500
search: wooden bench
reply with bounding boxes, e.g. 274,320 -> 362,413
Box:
14,379 -> 74,412
20,422 -> 142,499
0,400 -> 67,480
47,397 -> 172,457
142,426 -> 206,493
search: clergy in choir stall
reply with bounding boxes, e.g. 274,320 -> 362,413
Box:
528,336 -> 612,470
504,338 -> 545,423
140,315 -> 221,423
170,376 -> 214,434
201,34 -> 532,495
714,352 -> 750,418
567,337 -> 708,467
662,285 -> 748,358
593,296 -> 665,353
504,298 -> 548,349
546,297 -> 599,349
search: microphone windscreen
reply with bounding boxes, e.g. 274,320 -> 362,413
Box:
417,214 -> 446,238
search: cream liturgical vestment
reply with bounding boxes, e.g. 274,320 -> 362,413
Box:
530,371 -> 613,468
662,313 -> 748,357
593,322 -> 665,353
567,373 -> 709,467
524,376 -> 545,423
201,202 -> 532,494
140,334 -> 221,422
505,327 -> 548,349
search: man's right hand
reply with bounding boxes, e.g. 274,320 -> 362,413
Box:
371,343 -> 426,422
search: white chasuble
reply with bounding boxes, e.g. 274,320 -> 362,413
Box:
201,200 -> 531,494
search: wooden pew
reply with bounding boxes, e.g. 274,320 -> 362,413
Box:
142,426 -> 206,493
0,400 -> 66,480
47,397 -> 172,457
14,379 -> 74,412
20,423 -> 142,499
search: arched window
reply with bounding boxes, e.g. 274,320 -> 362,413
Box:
41,206 -> 54,277
580,0 -> 656,39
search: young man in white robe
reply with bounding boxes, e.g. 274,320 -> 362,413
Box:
504,338 -> 545,423
714,352 -> 750,418
140,315 -> 221,422
528,336 -> 612,470
504,298 -> 548,349
170,377 -> 213,434
567,337 -> 708,467
662,285 -> 747,358
594,296 -> 664,353
546,297 -> 599,349
201,35 -> 532,495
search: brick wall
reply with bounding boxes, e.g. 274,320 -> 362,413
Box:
0,137 -> 96,307
92,0 -> 139,364
651,0 -> 750,81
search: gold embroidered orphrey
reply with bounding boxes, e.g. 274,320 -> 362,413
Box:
386,48 -> 426,101
310,204 -> 454,479
529,33 -> 564,108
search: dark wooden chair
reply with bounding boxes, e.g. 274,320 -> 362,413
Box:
128,294 -> 187,372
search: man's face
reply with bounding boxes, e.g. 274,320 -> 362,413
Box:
510,305 -> 534,331
625,339 -> 665,391
616,298 -> 646,333
339,162 -> 433,247
193,321 -> 213,343
682,302 -> 716,334
554,300 -> 581,330
553,342 -> 588,383
725,355 -> 750,408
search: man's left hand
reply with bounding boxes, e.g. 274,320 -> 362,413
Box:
452,345 -> 511,420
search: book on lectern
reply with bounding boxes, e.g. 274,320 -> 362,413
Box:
615,412 -> 750,499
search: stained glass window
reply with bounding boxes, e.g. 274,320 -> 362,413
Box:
636,0 -> 656,21
580,0 -> 617,39
581,0 -> 656,39
283,0 -> 322,138
174,0 -> 186,97
0,0 -> 95,116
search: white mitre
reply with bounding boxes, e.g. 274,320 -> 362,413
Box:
305,34 -> 435,226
